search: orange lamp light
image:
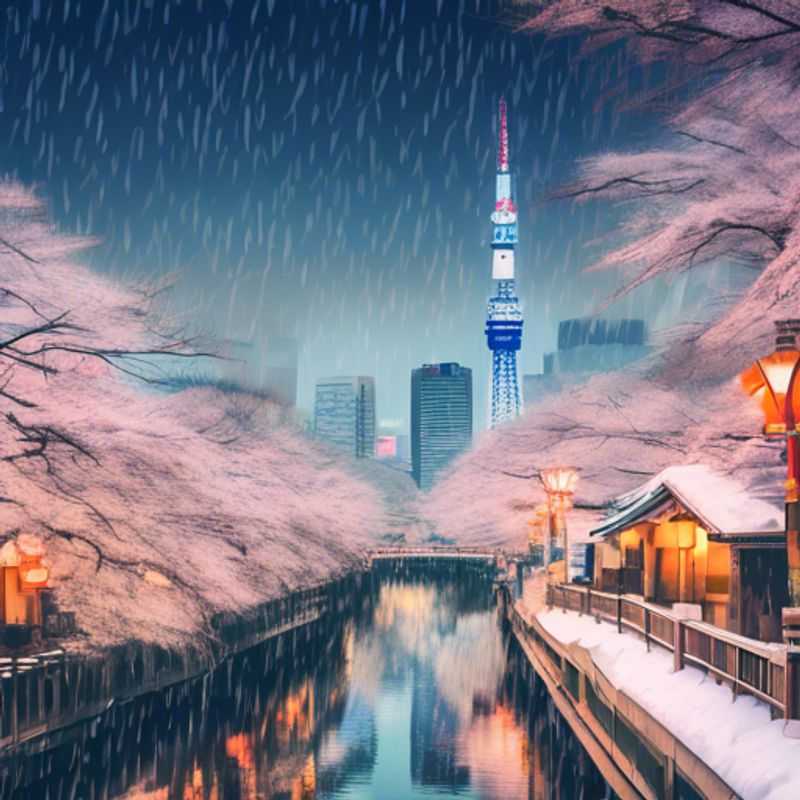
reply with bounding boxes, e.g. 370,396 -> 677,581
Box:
676,520 -> 696,550
20,565 -> 50,589
539,467 -> 579,499
740,320 -> 800,435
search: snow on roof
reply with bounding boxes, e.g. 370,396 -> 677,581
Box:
591,464 -> 784,537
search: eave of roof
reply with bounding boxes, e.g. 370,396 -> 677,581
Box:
589,486 -> 672,538
589,465 -> 784,539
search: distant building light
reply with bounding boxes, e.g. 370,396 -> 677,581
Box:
376,436 -> 397,459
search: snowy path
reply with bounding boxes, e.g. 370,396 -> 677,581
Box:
532,605 -> 800,800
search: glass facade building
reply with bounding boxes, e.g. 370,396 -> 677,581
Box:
411,363 -> 472,490
313,376 -> 376,458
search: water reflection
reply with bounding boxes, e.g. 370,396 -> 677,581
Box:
1,569 -> 609,799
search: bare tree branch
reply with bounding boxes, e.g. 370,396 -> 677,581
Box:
0,235 -> 40,264
553,174 -> 706,201
676,130 -> 746,154
683,222 -> 788,266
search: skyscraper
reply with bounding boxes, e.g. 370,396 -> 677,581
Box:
314,376 -> 376,458
485,98 -> 523,428
411,363 -> 472,490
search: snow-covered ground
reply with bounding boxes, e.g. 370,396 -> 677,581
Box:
536,607 -> 800,800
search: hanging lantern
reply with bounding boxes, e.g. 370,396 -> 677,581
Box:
13,535 -> 50,590
0,541 -> 20,567
740,320 -> 800,435
19,565 -> 50,589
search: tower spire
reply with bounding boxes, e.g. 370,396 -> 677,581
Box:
498,97 -> 509,173
485,98 -> 523,428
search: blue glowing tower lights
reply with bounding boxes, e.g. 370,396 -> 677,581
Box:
485,97 -> 524,428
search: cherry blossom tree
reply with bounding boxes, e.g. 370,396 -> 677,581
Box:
519,1 -> 800,309
0,183 -> 391,650
427,2 -> 800,547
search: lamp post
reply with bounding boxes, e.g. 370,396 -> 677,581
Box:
741,319 -> 800,639
527,503 -> 549,567
540,467 -> 579,587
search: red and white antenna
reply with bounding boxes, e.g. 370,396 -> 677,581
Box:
498,97 -> 509,173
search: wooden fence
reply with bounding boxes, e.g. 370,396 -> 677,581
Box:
0,581 -> 338,749
547,583 -> 800,719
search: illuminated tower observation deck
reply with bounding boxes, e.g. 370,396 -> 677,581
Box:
485,98 -> 523,428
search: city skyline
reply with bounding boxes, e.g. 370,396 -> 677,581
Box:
0,0 -> 680,432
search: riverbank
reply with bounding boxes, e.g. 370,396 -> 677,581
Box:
2,553 -> 503,754
0,571 -> 367,751
507,581 -> 800,800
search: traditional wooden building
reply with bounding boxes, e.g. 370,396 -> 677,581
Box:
588,465 -> 787,642
0,536 -> 49,639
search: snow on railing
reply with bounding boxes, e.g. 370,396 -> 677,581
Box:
547,583 -> 799,718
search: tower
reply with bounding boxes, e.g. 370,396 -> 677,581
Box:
485,98 -> 523,428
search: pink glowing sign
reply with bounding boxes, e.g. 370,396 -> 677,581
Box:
376,436 -> 397,459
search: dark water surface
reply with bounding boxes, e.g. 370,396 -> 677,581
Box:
2,567 -> 610,799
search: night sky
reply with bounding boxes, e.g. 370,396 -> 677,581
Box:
1,0 -> 687,429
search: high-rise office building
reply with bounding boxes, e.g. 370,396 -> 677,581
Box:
411,363 -> 472,490
314,376 -> 376,458
523,317 -> 650,407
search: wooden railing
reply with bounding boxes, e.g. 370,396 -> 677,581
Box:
367,546 -> 504,561
546,583 -> 798,718
0,582 -> 339,748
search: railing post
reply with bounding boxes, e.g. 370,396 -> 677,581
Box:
644,608 -> 651,652
673,620 -> 684,672
586,587 -> 592,618
616,595 -> 622,634
10,659 -> 18,745
786,648 -> 800,720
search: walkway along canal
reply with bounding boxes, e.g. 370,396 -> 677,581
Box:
504,578 -> 800,800
0,555 -> 612,799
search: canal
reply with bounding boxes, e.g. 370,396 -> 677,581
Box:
1,563 -> 611,799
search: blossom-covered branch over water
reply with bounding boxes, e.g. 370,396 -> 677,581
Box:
0,183 -> 392,650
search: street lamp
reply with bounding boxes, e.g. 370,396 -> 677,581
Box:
527,503 -> 550,566
741,319 -> 800,633
540,467 -> 579,586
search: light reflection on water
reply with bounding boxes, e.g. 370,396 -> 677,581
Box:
318,580 -> 528,800
4,573 -> 547,800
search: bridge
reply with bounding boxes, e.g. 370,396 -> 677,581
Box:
366,545 -> 511,566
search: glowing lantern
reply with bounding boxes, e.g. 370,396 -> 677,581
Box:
742,319 -> 800,622
675,520 -> 696,550
540,467 -> 579,585
539,467 -> 579,502
2,536 -> 50,590
0,541 -> 20,567
740,320 -> 800,435
527,504 -> 549,562
20,565 -> 50,590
